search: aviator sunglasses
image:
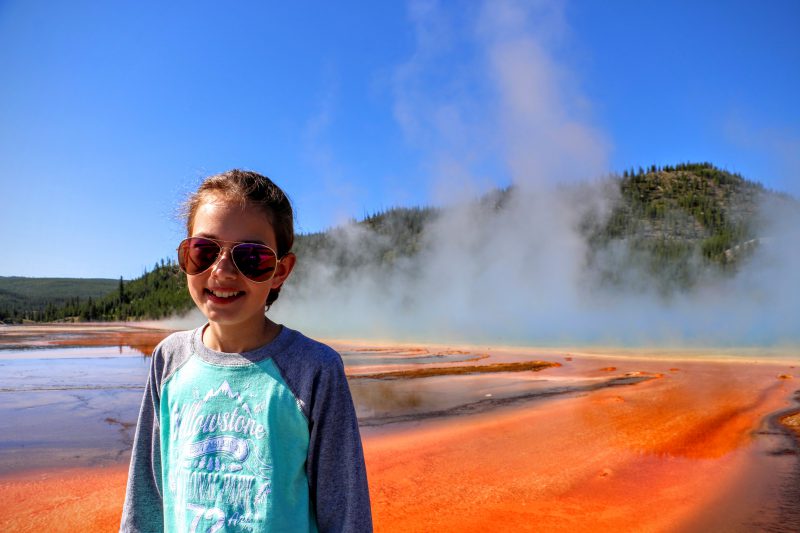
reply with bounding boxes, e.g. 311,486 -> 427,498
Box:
177,237 -> 279,283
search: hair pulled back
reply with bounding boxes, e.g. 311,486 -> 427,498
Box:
183,169 -> 294,308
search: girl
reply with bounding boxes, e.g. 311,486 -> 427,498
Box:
120,170 -> 372,532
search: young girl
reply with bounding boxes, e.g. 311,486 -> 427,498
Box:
120,170 -> 372,532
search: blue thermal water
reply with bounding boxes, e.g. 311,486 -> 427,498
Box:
0,347 -> 150,474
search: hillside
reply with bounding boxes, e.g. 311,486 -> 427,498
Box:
583,162 -> 772,292
0,277 -> 118,323
296,163 -> 781,295
2,162 -> 792,323
0,261 -> 193,323
292,205 -> 438,280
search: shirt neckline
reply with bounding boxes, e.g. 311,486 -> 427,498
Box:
191,323 -> 295,366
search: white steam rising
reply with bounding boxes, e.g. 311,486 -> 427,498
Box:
269,0 -> 800,347
274,184 -> 799,346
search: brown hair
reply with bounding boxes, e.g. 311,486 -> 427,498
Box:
183,169 -> 294,307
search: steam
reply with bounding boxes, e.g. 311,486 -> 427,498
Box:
275,175 -> 800,347
478,0 -> 609,186
268,0 -> 800,348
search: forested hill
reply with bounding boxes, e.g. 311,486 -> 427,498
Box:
0,261 -> 193,323
2,162 -> 793,323
584,162 -> 776,292
0,277 -> 118,322
605,162 -> 764,258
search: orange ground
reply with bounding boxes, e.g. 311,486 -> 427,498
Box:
0,349 -> 797,532
0,323 -> 169,356
363,356 -> 798,532
0,466 -> 129,532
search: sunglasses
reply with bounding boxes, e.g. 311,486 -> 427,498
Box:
177,237 -> 279,283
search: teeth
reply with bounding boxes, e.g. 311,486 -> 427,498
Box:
210,290 -> 241,298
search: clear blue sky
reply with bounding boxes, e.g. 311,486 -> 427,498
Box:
1,0 -> 798,279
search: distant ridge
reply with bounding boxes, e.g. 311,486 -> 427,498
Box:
0,276 -> 117,322
0,260 -> 192,323
2,162 -> 795,323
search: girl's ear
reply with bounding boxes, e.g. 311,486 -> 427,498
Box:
271,252 -> 296,289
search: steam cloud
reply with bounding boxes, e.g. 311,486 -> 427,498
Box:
271,0 -> 800,348
273,188 -> 799,347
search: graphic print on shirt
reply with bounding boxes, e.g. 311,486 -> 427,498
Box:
168,380 -> 272,532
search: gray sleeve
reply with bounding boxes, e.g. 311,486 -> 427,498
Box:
273,333 -> 373,533
120,331 -> 193,532
119,350 -> 164,532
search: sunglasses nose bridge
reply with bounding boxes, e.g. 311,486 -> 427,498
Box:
210,244 -> 238,276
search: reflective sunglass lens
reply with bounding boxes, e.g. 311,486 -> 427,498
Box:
178,238 -> 221,275
232,244 -> 277,282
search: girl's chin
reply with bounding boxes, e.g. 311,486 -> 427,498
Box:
201,303 -> 267,326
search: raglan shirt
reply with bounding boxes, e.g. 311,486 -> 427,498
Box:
120,325 -> 372,533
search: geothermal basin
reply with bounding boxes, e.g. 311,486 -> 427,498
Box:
0,323 -> 798,532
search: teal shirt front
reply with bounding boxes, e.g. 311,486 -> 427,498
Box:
160,355 -> 315,532
120,326 -> 372,533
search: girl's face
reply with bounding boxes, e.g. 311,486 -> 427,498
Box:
187,194 -> 291,332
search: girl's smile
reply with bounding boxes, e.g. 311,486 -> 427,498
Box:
204,287 -> 245,303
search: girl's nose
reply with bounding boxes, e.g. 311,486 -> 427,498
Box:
211,249 -> 238,278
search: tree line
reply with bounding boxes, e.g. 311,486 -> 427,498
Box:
0,259 -> 193,323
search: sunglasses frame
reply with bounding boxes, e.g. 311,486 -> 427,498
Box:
177,236 -> 282,284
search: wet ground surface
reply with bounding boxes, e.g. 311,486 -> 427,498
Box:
1,324 -> 799,531
0,325 -> 597,474
0,346 -> 150,474
350,372 -> 654,425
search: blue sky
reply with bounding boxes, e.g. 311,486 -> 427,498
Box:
1,0 -> 798,279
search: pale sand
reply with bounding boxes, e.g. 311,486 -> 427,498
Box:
1,328 -> 798,531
